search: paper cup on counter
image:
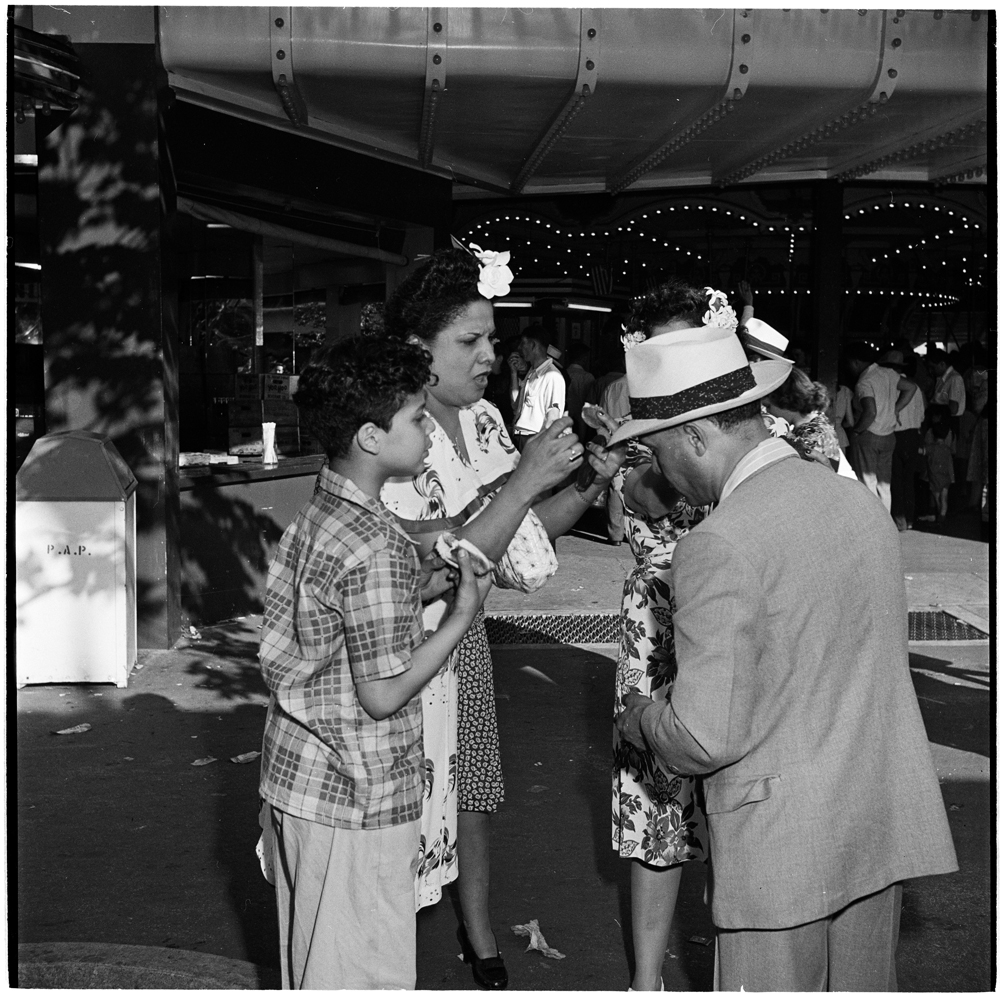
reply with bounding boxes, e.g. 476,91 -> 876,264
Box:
262,422 -> 278,467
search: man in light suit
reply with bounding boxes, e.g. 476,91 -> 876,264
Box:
613,327 -> 958,992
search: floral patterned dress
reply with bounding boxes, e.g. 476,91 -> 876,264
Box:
381,399 -> 517,910
611,454 -> 710,868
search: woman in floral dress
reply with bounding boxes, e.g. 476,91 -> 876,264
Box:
380,245 -> 623,988
611,448 -> 710,989
609,279 -> 733,990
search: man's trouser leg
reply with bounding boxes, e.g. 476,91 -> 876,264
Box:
717,882 -> 902,992
891,428 -> 920,526
853,431 -> 895,514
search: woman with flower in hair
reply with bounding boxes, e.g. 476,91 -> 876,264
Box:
764,366 -> 850,474
380,243 -> 623,989
607,279 -> 744,991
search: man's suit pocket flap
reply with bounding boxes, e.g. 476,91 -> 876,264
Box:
703,774 -> 780,815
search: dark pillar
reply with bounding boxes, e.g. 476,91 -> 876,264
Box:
35,7 -> 181,648
811,181 -> 844,394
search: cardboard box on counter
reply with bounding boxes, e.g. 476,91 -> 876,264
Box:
235,373 -> 260,399
227,400 -> 262,427
276,426 -> 301,454
179,451 -> 241,467
262,398 -> 298,425
262,374 -> 291,399
228,427 -> 263,456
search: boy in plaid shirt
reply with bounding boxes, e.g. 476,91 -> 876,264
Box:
259,337 -> 491,989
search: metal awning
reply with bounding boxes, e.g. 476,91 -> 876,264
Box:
160,7 -> 989,198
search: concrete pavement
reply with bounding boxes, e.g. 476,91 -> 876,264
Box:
14,516 -> 993,989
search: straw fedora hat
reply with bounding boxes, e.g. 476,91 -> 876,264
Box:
609,326 -> 792,445
738,317 -> 794,364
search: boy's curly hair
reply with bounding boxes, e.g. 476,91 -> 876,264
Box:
294,336 -> 433,459
623,278 -> 709,338
384,248 -> 482,343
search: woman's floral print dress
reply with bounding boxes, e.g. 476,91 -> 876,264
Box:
611,456 -> 710,868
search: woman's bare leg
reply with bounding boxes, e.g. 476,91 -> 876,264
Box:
457,810 -> 497,957
630,861 -> 683,990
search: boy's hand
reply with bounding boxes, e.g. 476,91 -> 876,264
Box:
419,553 -> 458,604
450,549 -> 493,620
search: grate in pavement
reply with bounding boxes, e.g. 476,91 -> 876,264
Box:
907,610 -> 988,641
486,613 -> 619,645
484,611 -> 987,645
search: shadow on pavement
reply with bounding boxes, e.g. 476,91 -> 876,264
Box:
17,689 -> 279,987
183,624 -> 268,700
910,656 -> 991,758
16,636 -> 992,991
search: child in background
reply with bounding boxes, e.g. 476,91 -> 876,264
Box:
921,413 -> 955,522
258,336 -> 492,990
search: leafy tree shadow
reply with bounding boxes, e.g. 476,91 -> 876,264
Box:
180,483 -> 285,631
36,49 -> 173,637
180,617 -> 269,701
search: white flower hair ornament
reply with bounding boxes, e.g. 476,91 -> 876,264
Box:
703,287 -> 739,331
450,236 -> 515,299
621,324 -> 646,353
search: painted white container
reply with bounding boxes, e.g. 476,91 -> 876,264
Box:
15,431 -> 137,688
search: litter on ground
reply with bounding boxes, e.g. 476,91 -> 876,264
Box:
511,919 -> 565,960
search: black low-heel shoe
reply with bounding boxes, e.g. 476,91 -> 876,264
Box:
458,925 -> 509,991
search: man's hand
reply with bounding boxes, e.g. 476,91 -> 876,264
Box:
419,553 -> 458,604
616,691 -> 655,749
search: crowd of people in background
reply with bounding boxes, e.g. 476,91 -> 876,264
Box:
483,292 -> 991,544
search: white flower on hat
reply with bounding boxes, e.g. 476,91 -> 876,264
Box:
468,242 -> 514,299
703,287 -> 739,332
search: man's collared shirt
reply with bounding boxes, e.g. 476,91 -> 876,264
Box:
513,357 -> 566,435
855,362 -> 901,436
259,465 -> 424,830
719,437 -> 798,504
932,365 -> 966,417
896,384 -> 925,432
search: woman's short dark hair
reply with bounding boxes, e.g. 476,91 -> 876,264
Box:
383,248 -> 482,343
623,278 -> 709,337
767,366 -> 829,415
294,336 -> 433,458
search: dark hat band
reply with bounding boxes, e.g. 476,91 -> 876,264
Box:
630,366 -> 757,421
738,330 -> 786,359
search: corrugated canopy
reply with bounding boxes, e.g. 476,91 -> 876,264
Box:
159,7 -> 989,198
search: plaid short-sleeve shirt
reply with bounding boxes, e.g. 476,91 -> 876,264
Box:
259,466 -> 425,829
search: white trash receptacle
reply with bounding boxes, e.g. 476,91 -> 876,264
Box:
16,430 -> 138,688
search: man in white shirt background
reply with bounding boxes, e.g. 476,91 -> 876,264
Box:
512,325 -> 567,449
927,347 -> 967,423
883,349 -> 926,532
844,341 -> 918,514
